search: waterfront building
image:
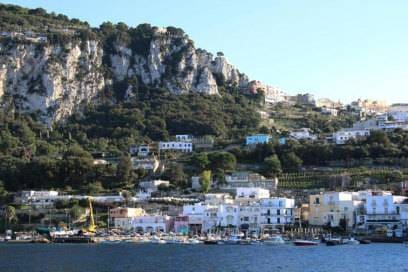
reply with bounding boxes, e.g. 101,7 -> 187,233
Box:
174,216 -> 189,234
396,200 -> 408,231
217,204 -> 240,228
239,203 -> 261,234
309,192 -> 357,228
259,197 -> 295,231
111,207 -> 146,229
130,215 -> 172,233
182,202 -> 207,233
357,192 -> 407,232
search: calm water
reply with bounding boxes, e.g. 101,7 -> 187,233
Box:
0,243 -> 407,272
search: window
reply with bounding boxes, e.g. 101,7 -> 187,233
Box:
277,218 -> 280,224
277,209 -> 280,215
315,198 -> 320,204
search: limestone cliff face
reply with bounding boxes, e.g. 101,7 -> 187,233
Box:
0,27 -> 250,124
109,28 -> 249,96
0,39 -> 105,125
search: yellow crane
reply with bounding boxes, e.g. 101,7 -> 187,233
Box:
85,197 -> 96,233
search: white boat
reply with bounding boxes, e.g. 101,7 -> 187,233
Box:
224,233 -> 244,245
345,237 -> 360,245
187,238 -> 201,244
150,236 -> 167,244
263,235 -> 285,245
293,239 -> 319,246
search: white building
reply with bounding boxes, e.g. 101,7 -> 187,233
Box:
139,180 -> 170,193
388,104 -> 408,122
321,107 -> 338,116
204,193 -> 233,205
175,134 -> 193,142
239,203 -> 261,233
131,156 -> 160,172
217,204 -> 240,228
129,145 -> 151,156
289,128 -> 317,141
14,190 -> 59,204
332,129 -> 370,144
236,187 -> 270,200
129,215 -> 172,233
223,172 -> 278,191
259,198 -> 295,229
360,193 -> 407,231
158,141 -> 193,153
396,200 -> 408,230
182,202 -> 208,232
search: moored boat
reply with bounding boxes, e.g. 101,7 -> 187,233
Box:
263,235 -> 285,245
293,239 -> 319,246
358,239 -> 371,244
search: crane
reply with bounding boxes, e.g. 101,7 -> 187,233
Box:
85,197 -> 96,233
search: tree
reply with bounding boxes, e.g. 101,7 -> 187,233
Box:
70,204 -> 85,222
281,152 -> 303,172
4,206 -> 17,225
0,180 -> 5,196
208,152 -> 236,172
162,163 -> 187,188
190,152 -> 209,171
116,155 -> 133,185
263,155 -> 282,177
85,181 -> 104,195
121,190 -> 133,206
200,170 -> 212,193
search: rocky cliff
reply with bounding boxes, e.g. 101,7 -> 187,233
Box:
0,38 -> 105,125
0,6 -> 250,125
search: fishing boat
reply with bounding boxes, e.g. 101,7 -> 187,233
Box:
293,239 -> 319,246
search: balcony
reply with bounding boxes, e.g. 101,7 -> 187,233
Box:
365,214 -> 400,223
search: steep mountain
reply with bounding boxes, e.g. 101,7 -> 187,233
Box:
0,4 -> 250,125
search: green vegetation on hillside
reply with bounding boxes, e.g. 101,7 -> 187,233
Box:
0,3 -> 89,32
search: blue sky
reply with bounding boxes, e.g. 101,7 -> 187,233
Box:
4,0 -> 408,103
